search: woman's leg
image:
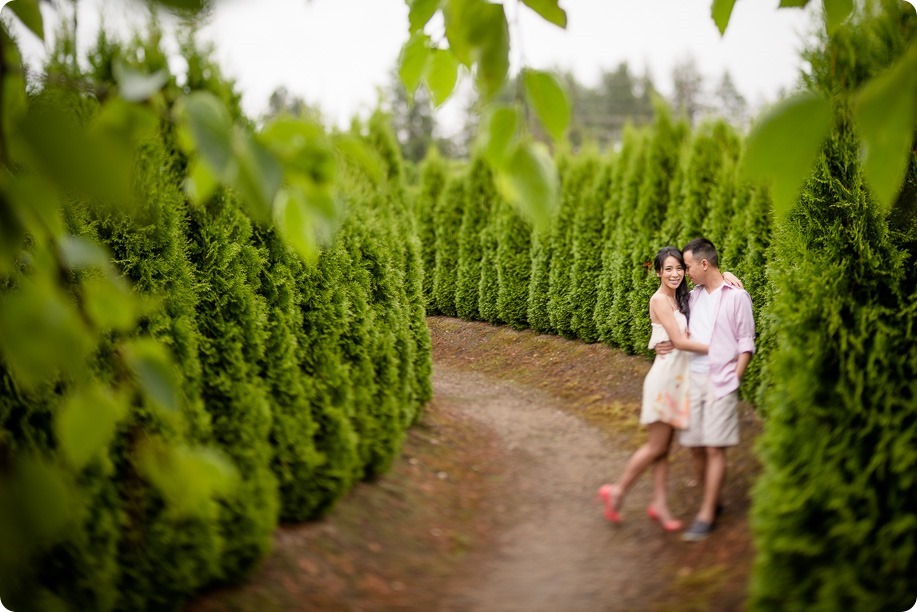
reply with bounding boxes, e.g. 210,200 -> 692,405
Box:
608,423 -> 674,511
649,443 -> 678,524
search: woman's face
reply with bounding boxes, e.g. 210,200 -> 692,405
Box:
657,255 -> 684,291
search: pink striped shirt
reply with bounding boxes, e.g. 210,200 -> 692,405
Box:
688,283 -> 756,399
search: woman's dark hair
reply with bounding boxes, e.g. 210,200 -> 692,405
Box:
654,246 -> 690,319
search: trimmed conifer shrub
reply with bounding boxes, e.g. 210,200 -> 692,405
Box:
751,114 -> 917,610
357,195 -> 414,477
594,128 -> 636,344
730,181 -> 772,400
432,177 -> 465,316
456,157 -> 496,319
291,241 -> 361,518
184,191 -> 279,580
403,214 -> 434,416
251,226 -> 323,523
568,150 -> 608,343
416,150 -> 447,311
625,104 -> 688,354
527,227 -> 554,333
672,120 -> 740,247
719,176 -> 754,271
366,114 -> 428,432
496,197 -> 533,329
478,220 -> 502,324
604,129 -> 649,351
88,134 -> 224,611
549,152 -> 598,338
701,156 -> 738,253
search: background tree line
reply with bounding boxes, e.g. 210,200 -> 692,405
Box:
371,56 -> 750,164
265,56 -> 750,165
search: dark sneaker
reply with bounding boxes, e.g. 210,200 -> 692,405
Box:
681,520 -> 715,542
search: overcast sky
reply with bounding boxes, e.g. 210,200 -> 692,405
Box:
9,0 -> 821,133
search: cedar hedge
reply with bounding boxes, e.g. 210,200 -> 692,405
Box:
0,28 -> 431,611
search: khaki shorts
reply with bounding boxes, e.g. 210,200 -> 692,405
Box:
679,373 -> 739,448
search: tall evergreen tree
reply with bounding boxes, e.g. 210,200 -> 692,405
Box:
293,242 -> 360,518
432,177 -> 466,316
548,153 -> 597,338
528,155 -> 571,333
604,129 -> 649,350
478,220 -> 502,323
415,150 -> 447,311
626,103 -> 688,353
456,157 -> 497,319
568,147 -> 607,342
673,120 -> 740,247
594,129 -> 637,344
251,226 -> 322,522
752,114 -> 916,611
753,5 -> 917,604
527,228 -> 554,333
495,198 -> 532,329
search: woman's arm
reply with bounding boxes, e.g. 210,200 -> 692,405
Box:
650,296 -> 708,354
723,270 -> 744,289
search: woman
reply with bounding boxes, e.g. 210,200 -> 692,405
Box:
597,246 -> 727,532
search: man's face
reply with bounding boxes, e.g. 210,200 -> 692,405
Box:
683,250 -> 704,286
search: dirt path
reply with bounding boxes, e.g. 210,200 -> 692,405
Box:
189,317 -> 760,611
434,367 -> 681,611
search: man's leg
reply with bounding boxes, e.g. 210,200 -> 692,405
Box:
697,447 -> 726,524
691,447 -> 706,488
683,390 -> 738,541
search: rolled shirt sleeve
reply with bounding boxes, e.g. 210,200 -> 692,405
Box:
708,286 -> 756,399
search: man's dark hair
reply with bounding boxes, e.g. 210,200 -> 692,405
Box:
683,237 -> 719,268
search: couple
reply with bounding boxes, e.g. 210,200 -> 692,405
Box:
598,237 -> 756,541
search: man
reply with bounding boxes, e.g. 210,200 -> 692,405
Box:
656,237 -> 755,541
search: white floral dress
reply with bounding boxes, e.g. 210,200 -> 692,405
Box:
640,310 -> 691,429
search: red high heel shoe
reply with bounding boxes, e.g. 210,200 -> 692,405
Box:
597,484 -> 621,523
647,505 -> 683,532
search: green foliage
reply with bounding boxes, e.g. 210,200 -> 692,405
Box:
741,93 -> 833,217
567,152 -> 608,343
604,130 -> 649,351
455,157 -> 497,319
675,120 -> 741,246
77,131 -> 224,610
549,152 -> 598,338
495,194 -> 532,329
526,226 -> 554,333
290,244 -> 360,519
251,226 -> 322,522
416,150 -> 448,311
478,219 -> 502,324
626,105 -> 688,353
526,154 -> 569,334
593,128 -> 638,344
737,0 -> 917,214
184,191 -> 279,580
432,176 -> 465,316
522,68 -> 571,141
721,179 -> 773,401
751,116 -> 917,610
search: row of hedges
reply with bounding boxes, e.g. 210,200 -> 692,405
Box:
420,101 -> 760,364
750,2 -> 917,609
416,3 -> 916,606
0,28 -> 429,611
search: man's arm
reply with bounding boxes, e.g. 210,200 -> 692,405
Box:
733,291 -> 756,381
736,351 -> 752,382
